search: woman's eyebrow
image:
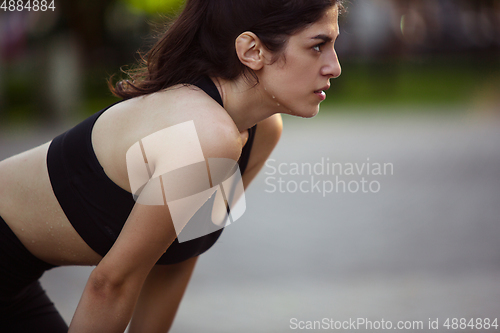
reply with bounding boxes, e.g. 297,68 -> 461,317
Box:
311,34 -> 334,42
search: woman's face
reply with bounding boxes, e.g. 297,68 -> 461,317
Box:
259,6 -> 341,118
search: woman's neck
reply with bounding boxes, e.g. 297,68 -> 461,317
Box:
211,76 -> 278,132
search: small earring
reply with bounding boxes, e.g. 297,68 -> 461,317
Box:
272,95 -> 276,99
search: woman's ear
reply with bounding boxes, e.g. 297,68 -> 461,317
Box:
235,32 -> 267,71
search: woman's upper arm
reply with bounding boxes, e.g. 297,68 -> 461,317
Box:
93,118 -> 242,286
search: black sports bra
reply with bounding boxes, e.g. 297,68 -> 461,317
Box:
47,76 -> 256,265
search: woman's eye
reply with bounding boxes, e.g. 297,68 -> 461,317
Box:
313,43 -> 324,52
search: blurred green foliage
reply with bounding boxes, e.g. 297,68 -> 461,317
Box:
123,0 -> 184,14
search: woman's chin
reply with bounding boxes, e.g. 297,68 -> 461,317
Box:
309,107 -> 320,118
299,107 -> 320,119
281,105 -> 320,118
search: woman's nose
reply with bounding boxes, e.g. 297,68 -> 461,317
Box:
322,50 -> 341,78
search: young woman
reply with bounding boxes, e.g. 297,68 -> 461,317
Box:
0,0 -> 342,332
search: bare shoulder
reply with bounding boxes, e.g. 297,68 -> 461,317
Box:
159,85 -> 241,158
129,85 -> 242,168
93,84 -> 242,192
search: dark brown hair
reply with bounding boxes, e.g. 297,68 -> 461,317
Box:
110,0 -> 343,99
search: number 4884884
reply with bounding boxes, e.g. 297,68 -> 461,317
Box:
1,0 -> 56,11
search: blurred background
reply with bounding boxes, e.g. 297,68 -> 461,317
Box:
1,0 -> 499,332
0,0 -> 499,124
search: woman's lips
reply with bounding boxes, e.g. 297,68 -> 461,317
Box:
314,90 -> 326,100
314,84 -> 329,101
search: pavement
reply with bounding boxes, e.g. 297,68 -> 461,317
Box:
1,107 -> 499,332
